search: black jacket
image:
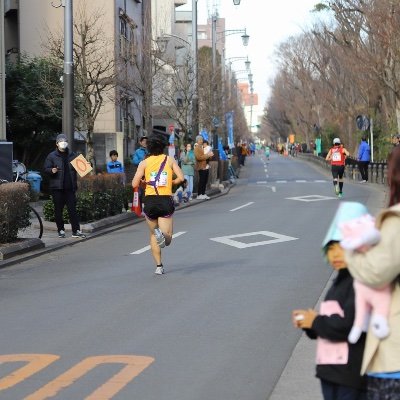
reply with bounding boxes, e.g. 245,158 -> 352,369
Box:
305,269 -> 367,391
43,149 -> 78,191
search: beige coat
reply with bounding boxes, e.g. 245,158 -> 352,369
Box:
194,143 -> 209,170
345,204 -> 400,374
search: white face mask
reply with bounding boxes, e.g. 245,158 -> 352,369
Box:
57,141 -> 68,150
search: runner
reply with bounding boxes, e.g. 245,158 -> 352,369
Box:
325,138 -> 350,198
132,133 -> 184,275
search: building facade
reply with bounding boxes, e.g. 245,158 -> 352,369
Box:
5,0 -> 151,169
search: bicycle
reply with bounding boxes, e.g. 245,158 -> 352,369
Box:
0,173 -> 44,239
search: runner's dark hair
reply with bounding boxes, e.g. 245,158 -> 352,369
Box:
147,132 -> 169,156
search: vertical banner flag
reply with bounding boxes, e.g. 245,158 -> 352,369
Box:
200,129 -> 209,142
218,138 -> 227,160
225,111 -> 234,149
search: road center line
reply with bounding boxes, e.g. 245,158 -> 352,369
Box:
230,202 -> 254,212
130,231 -> 187,254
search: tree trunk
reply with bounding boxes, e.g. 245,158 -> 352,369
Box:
86,131 -> 96,174
395,96 -> 400,133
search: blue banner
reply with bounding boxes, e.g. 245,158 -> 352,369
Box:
200,129 -> 209,141
219,138 -> 227,160
225,111 -> 234,149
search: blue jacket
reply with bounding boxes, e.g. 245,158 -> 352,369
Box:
107,160 -> 124,173
358,141 -> 371,162
132,147 -> 148,166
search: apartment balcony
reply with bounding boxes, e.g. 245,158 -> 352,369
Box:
5,0 -> 18,15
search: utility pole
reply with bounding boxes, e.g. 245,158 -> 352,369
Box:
63,0 -> 74,150
0,0 -> 6,140
211,13 -> 218,152
191,0 -> 199,137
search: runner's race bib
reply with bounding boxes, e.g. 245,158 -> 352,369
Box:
149,171 -> 168,187
332,151 -> 342,162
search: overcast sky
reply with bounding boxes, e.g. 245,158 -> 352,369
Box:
180,0 -> 321,114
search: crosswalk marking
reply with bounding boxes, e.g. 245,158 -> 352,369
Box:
130,231 -> 187,254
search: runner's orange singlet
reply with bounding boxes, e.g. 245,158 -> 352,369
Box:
144,155 -> 173,196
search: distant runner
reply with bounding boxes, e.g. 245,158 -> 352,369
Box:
325,138 -> 350,198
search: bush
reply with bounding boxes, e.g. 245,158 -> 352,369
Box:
0,182 -> 31,243
43,173 -> 125,223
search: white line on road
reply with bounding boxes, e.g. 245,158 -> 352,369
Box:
276,180 -> 287,183
130,231 -> 187,254
257,181 -> 267,184
230,202 -> 254,212
295,180 -> 307,183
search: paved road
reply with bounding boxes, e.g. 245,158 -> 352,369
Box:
0,153 -> 386,399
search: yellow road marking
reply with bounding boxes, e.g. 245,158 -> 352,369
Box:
25,355 -> 155,400
0,354 -> 59,391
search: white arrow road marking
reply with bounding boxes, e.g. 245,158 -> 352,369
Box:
130,231 -> 187,254
210,231 -> 298,249
230,202 -> 254,212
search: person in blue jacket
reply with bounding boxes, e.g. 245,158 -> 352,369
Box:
131,136 -> 148,209
107,150 -> 124,174
357,136 -> 371,183
131,136 -> 148,167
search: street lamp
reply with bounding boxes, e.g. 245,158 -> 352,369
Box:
233,0 -> 241,5
212,16 -> 249,148
226,56 -> 251,71
156,33 -> 191,53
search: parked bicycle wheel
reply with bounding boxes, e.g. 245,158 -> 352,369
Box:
18,206 -> 44,239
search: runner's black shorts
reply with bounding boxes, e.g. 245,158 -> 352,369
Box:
331,165 -> 345,179
143,195 -> 175,220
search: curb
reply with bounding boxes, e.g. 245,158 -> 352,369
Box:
0,184 -> 233,269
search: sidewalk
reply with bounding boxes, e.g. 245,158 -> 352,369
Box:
0,184 -> 230,268
268,160 -> 388,399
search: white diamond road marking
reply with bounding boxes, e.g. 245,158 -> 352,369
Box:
130,231 -> 186,254
210,231 -> 298,249
286,195 -> 336,202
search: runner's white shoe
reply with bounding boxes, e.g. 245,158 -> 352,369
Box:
154,228 -> 166,248
154,266 -> 165,275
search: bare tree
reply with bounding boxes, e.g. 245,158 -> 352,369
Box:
43,5 -> 117,170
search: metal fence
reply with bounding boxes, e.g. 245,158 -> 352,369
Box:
298,154 -> 388,185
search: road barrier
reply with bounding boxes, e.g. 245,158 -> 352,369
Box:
297,153 -> 388,185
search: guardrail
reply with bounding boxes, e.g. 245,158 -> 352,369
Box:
297,153 -> 388,185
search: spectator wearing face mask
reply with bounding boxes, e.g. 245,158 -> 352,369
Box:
43,134 -> 86,239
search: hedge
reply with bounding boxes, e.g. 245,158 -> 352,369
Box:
43,173 -> 132,223
0,182 -> 31,243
